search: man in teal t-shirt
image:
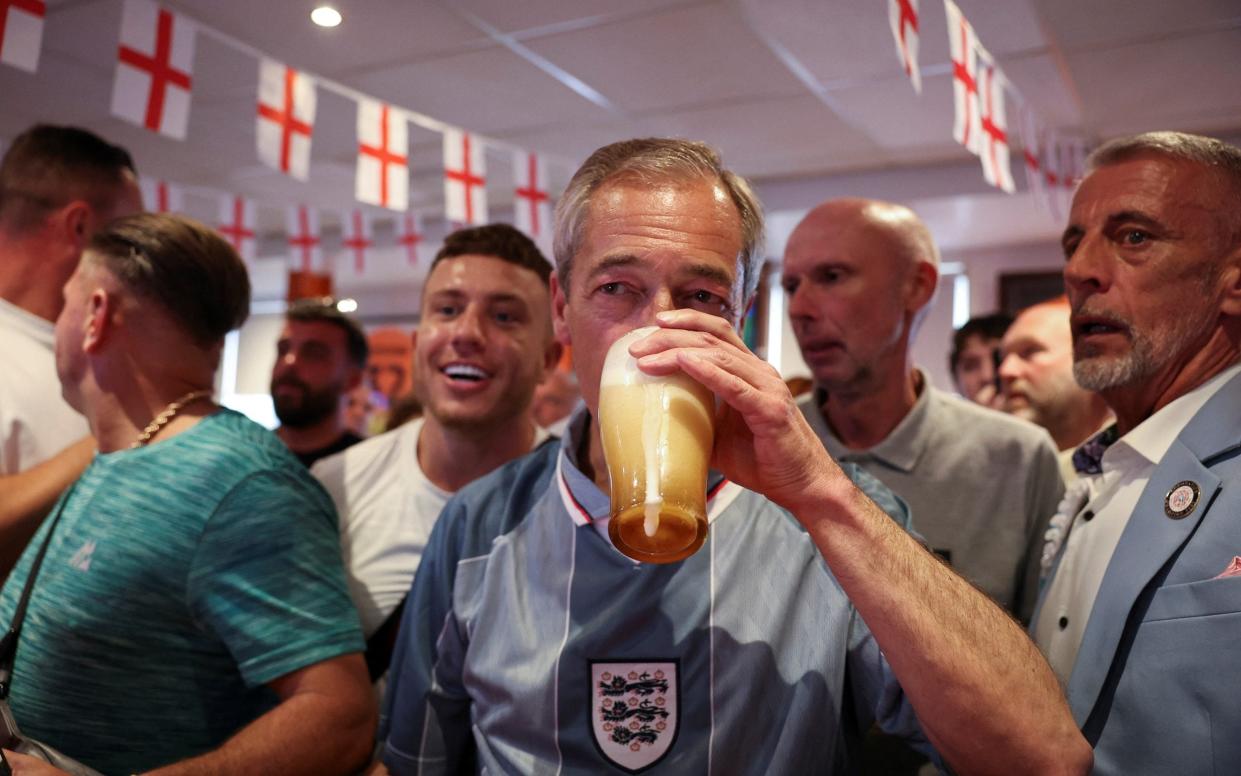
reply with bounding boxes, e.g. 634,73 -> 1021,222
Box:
0,213 -> 374,775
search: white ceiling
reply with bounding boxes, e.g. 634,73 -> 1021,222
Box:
3,0 -> 1240,258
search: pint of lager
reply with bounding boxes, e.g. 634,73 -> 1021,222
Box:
599,326 -> 715,563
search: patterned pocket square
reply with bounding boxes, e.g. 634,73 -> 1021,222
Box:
1214,556 -> 1241,579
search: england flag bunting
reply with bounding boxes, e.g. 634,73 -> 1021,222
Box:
217,194 -> 257,263
286,205 -> 324,274
0,0 -> 45,73
356,99 -> 408,211
443,128 -> 487,226
1017,105 -> 1058,218
512,151 -> 551,242
111,0 -> 195,140
140,177 -> 183,214
257,59 -> 316,181
976,51 -> 1014,193
340,208 -> 373,275
888,0 -> 920,94
397,211 -> 427,268
944,0 -> 980,155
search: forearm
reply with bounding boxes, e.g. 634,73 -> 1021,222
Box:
0,437 -> 93,577
142,682 -> 375,776
792,470 -> 1091,776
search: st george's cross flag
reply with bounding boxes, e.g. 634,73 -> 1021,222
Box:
0,0 -> 45,73
339,208 -> 374,276
888,0 -> 920,94
140,177 -> 184,214
944,0 -> 980,155
397,211 -> 427,268
286,204 -> 325,274
257,59 -> 316,181
512,151 -> 551,241
443,128 -> 487,226
356,99 -> 408,211
217,194 -> 257,263
976,52 -> 1015,193
111,0 -> 195,139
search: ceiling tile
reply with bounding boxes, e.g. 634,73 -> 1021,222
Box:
453,0 -> 690,35
1036,0 -> 1241,49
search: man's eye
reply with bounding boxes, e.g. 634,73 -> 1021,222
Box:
781,278 -> 799,295
1121,230 -> 1149,246
600,282 -> 625,295
437,304 -> 459,316
692,290 -> 722,305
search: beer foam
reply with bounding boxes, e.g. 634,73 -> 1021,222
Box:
601,326 -> 663,388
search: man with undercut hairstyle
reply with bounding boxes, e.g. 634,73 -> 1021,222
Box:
1034,131 -> 1241,774
375,138 -> 1090,776
314,223 -> 562,679
784,198 -> 1063,624
0,213 -> 373,775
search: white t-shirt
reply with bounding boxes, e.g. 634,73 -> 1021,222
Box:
1034,363 -> 1241,683
0,298 -> 89,474
312,417 -> 551,637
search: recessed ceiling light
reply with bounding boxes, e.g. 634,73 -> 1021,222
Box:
336,298 -> 358,313
311,6 -> 342,28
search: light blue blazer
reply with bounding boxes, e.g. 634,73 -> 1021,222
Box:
1034,371 -> 1241,774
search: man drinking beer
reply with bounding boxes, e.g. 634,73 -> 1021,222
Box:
375,139 -> 1090,775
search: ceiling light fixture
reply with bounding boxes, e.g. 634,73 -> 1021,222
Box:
311,6 -> 342,28
336,298 -> 358,313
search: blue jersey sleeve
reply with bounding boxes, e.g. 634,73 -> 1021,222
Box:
187,470 -> 365,686
380,492 -> 477,775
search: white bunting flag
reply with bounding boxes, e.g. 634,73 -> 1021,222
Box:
140,177 -> 183,214
286,205 -> 324,273
340,209 -> 374,275
356,99 -> 408,211
944,0 -> 980,155
976,53 -> 1014,193
1017,105 -> 1058,218
443,128 -> 487,226
0,0 -> 45,73
217,194 -> 257,263
888,0 -> 920,94
111,0 -> 195,140
512,151 -> 551,241
257,59 -> 316,181
397,211 -> 427,268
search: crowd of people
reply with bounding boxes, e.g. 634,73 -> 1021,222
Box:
0,122 -> 1238,776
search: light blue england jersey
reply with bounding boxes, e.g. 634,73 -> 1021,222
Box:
381,414 -> 935,774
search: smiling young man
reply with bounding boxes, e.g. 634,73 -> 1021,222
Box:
375,139 -> 1090,776
313,224 -> 560,673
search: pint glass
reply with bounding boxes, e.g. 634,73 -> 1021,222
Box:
598,326 -> 715,563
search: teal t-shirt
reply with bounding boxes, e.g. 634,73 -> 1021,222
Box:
0,409 -> 365,774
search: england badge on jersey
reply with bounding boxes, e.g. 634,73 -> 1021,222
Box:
590,660 -> 679,772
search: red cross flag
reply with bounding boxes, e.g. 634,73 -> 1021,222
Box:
944,0 -> 980,155
111,0 -> 195,140
888,0 -> 920,94
512,151 -> 551,240
977,55 -> 1014,193
0,0 -> 45,73
257,59 -> 315,181
443,128 -> 487,226
217,194 -> 257,263
139,177 -> 183,214
340,209 -> 374,275
397,211 -> 426,268
1016,104 -> 1059,217
286,205 -> 324,273
356,99 -> 408,211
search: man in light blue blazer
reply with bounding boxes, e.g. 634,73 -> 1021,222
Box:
1033,130 -> 1241,774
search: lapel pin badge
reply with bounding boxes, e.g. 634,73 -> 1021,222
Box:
1164,481 -> 1200,519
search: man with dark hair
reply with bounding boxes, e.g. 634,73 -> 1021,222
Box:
314,223 -> 561,677
0,124 -> 143,574
0,213 -> 374,775
272,297 -> 370,467
949,312 -> 1013,406
375,138 -> 1089,775
1033,131 -> 1241,773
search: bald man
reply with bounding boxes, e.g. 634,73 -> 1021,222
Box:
999,297 -> 1113,480
783,198 -> 1063,623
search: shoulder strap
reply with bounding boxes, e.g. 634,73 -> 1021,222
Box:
0,487 -> 74,700
364,594 -> 407,682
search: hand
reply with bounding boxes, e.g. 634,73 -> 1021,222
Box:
627,309 -> 838,513
1,751 -> 70,776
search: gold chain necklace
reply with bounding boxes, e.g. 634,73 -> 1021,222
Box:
130,389 -> 213,449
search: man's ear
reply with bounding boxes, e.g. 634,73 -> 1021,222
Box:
905,260 -> 939,314
1219,248 -> 1241,317
83,287 -> 114,353
59,201 -> 92,253
550,271 -> 572,347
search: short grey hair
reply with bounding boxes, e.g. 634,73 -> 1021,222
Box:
553,138 -> 766,302
1088,131 -> 1241,243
